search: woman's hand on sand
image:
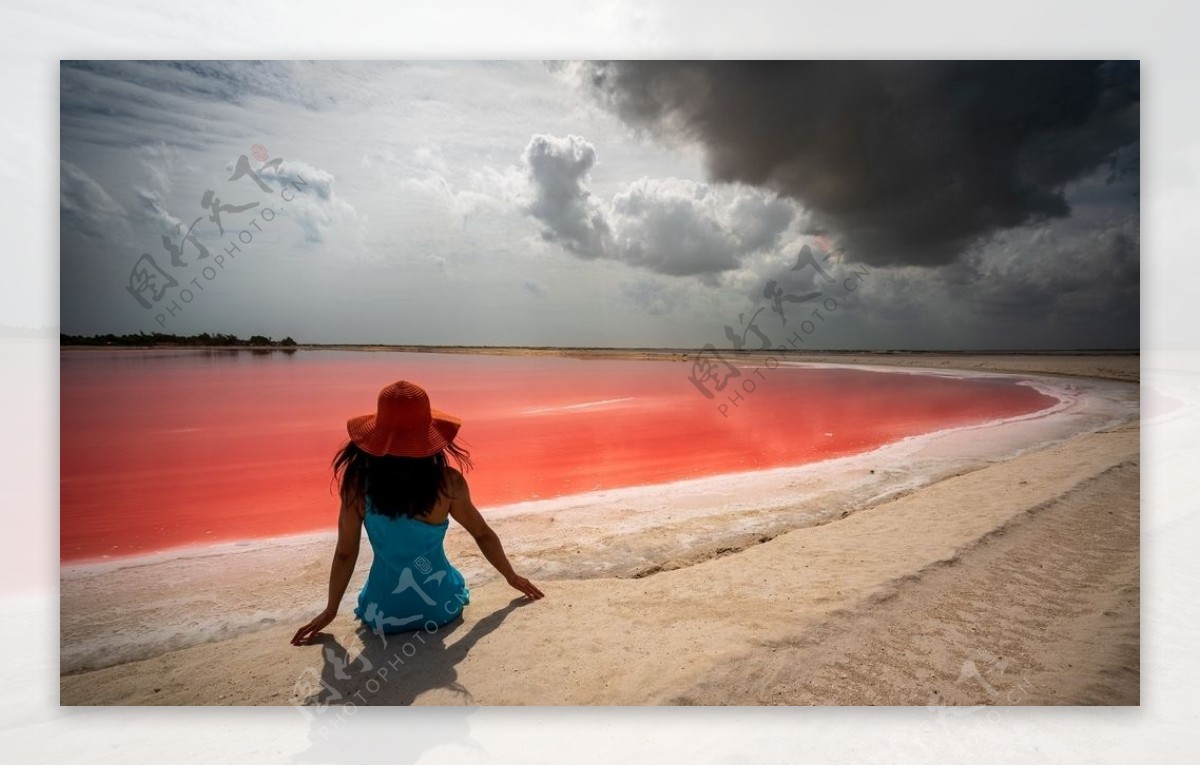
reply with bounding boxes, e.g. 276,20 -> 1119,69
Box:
291,607 -> 337,646
507,574 -> 544,600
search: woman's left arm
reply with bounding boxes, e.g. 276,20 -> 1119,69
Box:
291,493 -> 363,645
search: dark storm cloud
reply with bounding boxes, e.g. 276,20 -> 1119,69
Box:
972,218 -> 1140,325
573,61 -> 1140,267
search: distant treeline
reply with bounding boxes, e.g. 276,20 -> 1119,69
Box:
60,332 -> 298,347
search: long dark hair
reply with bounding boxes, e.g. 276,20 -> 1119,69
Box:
331,440 -> 473,520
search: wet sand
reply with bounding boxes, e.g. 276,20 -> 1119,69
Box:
59,353 -> 1139,706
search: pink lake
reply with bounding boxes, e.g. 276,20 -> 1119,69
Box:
60,349 -> 1059,562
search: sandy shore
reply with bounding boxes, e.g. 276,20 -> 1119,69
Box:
60,354 -> 1139,706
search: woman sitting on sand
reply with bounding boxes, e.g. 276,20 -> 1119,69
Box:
292,380 -> 543,646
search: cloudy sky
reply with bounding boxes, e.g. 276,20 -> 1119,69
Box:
60,60 -> 1139,350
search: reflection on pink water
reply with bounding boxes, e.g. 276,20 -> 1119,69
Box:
60,350 -> 1058,562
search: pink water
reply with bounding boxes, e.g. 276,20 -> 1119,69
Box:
60,350 -> 1059,562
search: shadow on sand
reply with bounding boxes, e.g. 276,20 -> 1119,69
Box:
291,599 -> 527,762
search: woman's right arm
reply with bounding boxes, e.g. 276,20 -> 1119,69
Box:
291,489 -> 363,645
447,469 -> 544,600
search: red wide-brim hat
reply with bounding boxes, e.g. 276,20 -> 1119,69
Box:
347,380 -> 461,458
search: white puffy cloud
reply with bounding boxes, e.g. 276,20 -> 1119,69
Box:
523,134 -> 612,258
521,134 -> 795,278
242,157 -> 361,244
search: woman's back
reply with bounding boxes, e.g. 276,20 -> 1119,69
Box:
354,489 -> 470,633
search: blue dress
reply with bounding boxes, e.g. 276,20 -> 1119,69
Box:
353,493 -> 470,634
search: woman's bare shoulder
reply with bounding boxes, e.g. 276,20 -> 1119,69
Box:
442,466 -> 467,495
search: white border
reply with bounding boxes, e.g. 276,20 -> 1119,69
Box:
2,1 -> 1195,763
